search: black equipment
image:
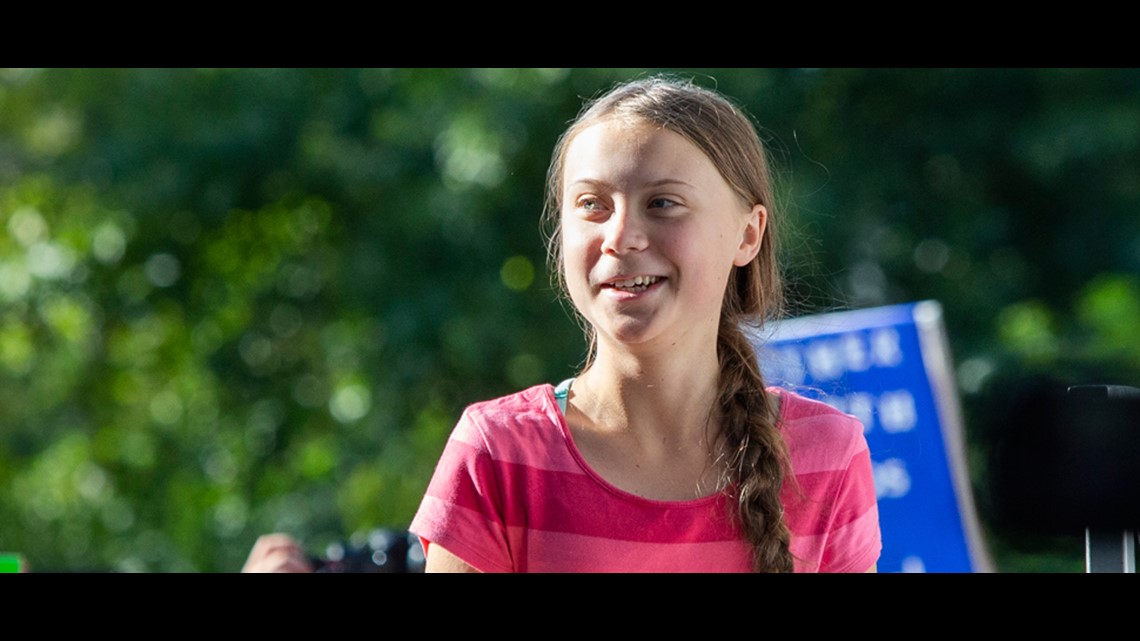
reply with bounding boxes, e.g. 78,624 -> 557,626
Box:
311,528 -> 425,573
990,383 -> 1140,572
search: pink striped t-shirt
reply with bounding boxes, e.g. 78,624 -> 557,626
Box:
410,384 -> 880,572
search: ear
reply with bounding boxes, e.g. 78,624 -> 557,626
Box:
732,204 -> 767,267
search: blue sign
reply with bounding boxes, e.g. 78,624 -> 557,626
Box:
750,301 -> 992,573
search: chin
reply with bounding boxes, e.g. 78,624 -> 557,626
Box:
598,322 -> 661,348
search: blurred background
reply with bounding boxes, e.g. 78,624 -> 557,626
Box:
1,68 -> 1137,572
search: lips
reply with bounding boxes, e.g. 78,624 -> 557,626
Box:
600,275 -> 664,293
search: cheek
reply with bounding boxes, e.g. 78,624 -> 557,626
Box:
671,234 -> 736,293
560,214 -> 601,260
560,229 -> 595,302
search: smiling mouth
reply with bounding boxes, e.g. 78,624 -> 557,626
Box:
603,275 -> 663,293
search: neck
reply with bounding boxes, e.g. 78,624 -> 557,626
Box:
574,331 -> 723,444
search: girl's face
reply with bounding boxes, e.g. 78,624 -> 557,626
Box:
560,119 -> 765,355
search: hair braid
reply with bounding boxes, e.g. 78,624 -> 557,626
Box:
717,317 -> 794,573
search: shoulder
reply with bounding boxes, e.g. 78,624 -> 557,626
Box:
461,384 -> 559,428
456,384 -> 561,444
768,387 -> 869,469
411,384 -> 568,573
450,384 -> 577,472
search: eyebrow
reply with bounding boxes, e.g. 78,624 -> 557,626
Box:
645,178 -> 693,189
566,178 -> 694,190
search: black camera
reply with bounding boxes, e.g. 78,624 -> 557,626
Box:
311,528 -> 425,573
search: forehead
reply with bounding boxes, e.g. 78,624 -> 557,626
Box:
561,119 -> 729,194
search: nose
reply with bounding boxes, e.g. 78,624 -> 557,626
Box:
600,204 -> 648,255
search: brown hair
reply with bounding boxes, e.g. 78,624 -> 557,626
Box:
542,76 -> 793,572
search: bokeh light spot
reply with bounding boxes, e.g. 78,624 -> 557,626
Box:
297,438 -> 336,480
213,495 -> 248,538
0,261 -> 31,301
27,241 -> 74,280
913,238 -> 950,274
292,374 -> 327,408
500,255 -> 535,291
144,253 -> 181,288
8,206 -> 48,246
0,321 -> 34,375
269,304 -> 303,338
92,223 -> 127,264
330,383 -> 371,424
149,389 -> 184,426
506,353 -> 544,388
239,332 -> 274,369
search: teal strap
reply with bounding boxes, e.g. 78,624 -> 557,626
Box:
553,378 -> 574,416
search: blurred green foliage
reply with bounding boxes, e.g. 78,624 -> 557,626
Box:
1,68 -> 1138,572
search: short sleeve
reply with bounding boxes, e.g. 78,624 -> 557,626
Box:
409,409 -> 515,573
819,438 -> 882,573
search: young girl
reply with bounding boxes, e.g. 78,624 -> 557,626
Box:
410,77 -> 881,573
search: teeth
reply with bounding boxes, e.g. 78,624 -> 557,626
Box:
612,276 -> 659,289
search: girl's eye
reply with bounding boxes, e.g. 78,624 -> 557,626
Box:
576,197 -> 605,212
648,197 -> 678,211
